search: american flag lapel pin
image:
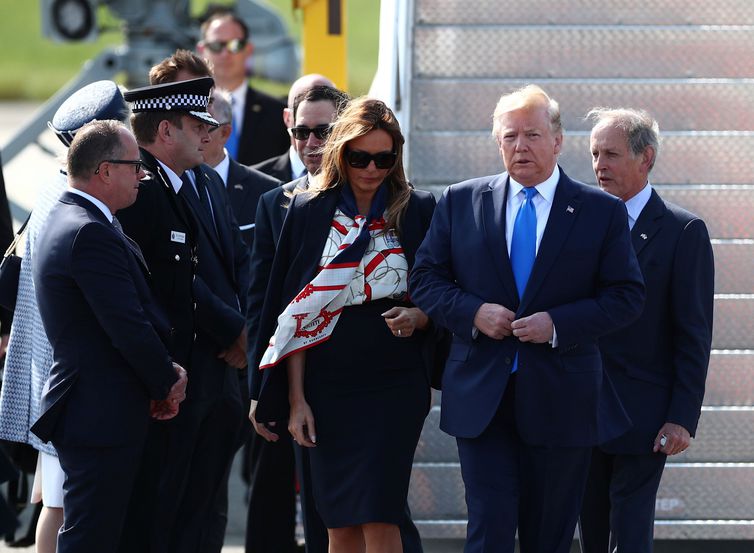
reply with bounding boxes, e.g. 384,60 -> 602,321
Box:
566,205 -> 574,213
640,233 -> 648,240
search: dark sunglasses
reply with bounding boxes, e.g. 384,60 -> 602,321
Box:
201,38 -> 247,54
288,125 -> 332,141
346,150 -> 397,169
95,159 -> 143,175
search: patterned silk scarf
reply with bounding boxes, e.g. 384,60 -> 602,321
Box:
259,183 -> 387,369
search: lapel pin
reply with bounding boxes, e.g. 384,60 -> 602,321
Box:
640,233 -> 648,240
234,184 -> 244,190
566,206 -> 574,213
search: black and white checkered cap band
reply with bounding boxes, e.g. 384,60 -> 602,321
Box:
131,93 -> 209,113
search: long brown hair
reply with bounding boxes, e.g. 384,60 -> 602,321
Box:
311,97 -> 411,236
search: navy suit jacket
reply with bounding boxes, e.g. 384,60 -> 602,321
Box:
252,187 -> 437,422
226,158 -> 280,249
252,151 -> 294,184
31,192 -> 177,447
181,165 -> 252,399
410,169 -> 645,447
236,86 -> 289,166
246,177 -> 307,401
600,189 -> 714,454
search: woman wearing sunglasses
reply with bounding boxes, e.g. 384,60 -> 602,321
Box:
251,97 -> 437,553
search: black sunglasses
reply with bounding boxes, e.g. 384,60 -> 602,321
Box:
201,38 -> 247,54
346,150 -> 397,169
95,159 -> 143,175
288,125 -> 332,141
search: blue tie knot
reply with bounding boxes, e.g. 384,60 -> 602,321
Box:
523,187 -> 537,201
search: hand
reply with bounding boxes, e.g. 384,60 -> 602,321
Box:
473,303 -> 515,340
382,306 -> 429,338
288,398 -> 317,448
0,334 -> 8,358
219,327 -> 248,369
653,422 -> 691,455
150,399 -> 179,420
248,399 -> 279,442
511,312 -> 554,343
166,363 -> 188,404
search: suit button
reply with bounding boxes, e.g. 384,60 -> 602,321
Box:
505,357 -> 512,364
174,254 -> 180,261
193,302 -> 197,310
169,327 -> 176,336
193,333 -> 197,340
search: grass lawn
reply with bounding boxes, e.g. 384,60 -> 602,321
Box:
0,0 -> 379,100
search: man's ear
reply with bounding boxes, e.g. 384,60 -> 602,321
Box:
157,120 -> 172,143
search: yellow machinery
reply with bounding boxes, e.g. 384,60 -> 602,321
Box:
294,0 -> 347,90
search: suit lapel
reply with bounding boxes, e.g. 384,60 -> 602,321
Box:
183,168 -> 224,257
195,168 -> 239,287
631,188 -> 665,257
400,194 -> 422,269
481,174 -> 519,302
297,189 -> 339,282
518,171 -> 581,314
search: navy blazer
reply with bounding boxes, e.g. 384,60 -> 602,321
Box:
253,187 -> 437,422
226,158 -> 280,249
31,192 -> 177,447
600,189 -> 714,454
252,151 -> 294,184
410,168 -> 645,447
236,86 -> 289,166
246,177 -> 306,401
181,165 -> 252,399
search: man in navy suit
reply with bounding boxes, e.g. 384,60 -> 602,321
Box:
579,108 -> 714,553
197,9 -> 289,165
31,121 -> 187,553
252,73 -> 336,183
204,89 -> 281,249
410,85 -> 645,553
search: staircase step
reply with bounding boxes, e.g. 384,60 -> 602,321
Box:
415,405 -> 754,464
409,132 -> 754,190
414,26 -> 754,79
409,462 -> 754,520
415,0 -> 754,25
412,78 -> 754,132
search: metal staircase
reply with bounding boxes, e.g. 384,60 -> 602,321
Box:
387,0 -> 754,540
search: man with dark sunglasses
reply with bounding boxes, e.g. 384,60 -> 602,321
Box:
197,9 -> 289,165
253,73 -> 336,183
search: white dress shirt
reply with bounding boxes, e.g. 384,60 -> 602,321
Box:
68,188 -> 113,222
505,165 -> 560,255
624,182 -> 653,230
289,147 -> 306,181
212,152 -> 231,187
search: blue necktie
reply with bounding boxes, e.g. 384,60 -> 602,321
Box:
509,187 -> 537,372
226,125 -> 239,160
226,97 -> 239,159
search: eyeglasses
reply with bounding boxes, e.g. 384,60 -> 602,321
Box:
95,159 -> 143,175
200,38 -> 247,54
208,122 -> 231,134
345,150 -> 397,169
288,125 -> 332,141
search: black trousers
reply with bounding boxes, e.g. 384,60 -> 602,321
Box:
579,448 -> 666,553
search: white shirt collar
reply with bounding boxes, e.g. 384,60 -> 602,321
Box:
68,188 -> 113,222
624,182 -> 653,229
212,152 -> 231,186
508,165 -> 560,204
157,160 -> 184,194
289,146 -> 306,181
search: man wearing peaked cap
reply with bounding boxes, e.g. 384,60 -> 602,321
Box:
125,76 -> 220,127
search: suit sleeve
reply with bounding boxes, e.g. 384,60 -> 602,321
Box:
547,198 -> 645,347
409,186 -> 486,339
246,192 -> 285,399
70,223 -> 177,400
667,218 -> 714,435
